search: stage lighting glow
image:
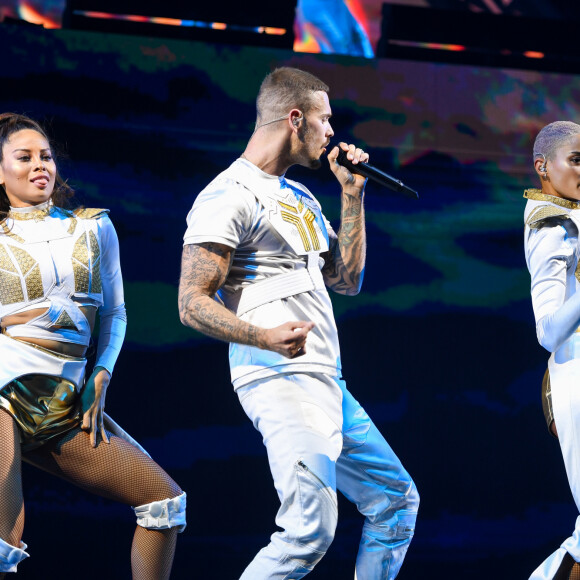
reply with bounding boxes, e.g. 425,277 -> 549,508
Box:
390,39 -> 466,52
18,2 -> 59,28
523,51 -> 544,59
124,15 -> 149,23
262,27 -> 286,35
72,10 -> 287,35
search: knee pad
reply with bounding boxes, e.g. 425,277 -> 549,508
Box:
368,481 -> 419,543
133,492 -> 187,533
406,480 -> 420,512
0,538 -> 29,573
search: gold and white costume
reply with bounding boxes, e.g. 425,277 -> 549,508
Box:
184,157 -> 341,388
183,158 -> 419,580
524,188 -> 580,579
0,201 -> 126,447
0,202 -> 187,574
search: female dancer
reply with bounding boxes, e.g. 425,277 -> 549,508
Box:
524,121 -> 580,579
0,113 -> 185,578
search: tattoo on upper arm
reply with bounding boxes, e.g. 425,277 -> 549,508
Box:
178,243 -> 233,323
178,243 -> 264,347
321,235 -> 339,278
180,243 -> 233,297
322,195 -> 365,295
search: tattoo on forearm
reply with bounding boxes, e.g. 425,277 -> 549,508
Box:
322,193 -> 366,295
178,243 -> 264,347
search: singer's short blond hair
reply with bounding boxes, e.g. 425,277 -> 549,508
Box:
256,67 -> 329,126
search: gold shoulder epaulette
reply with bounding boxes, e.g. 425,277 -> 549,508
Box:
73,208 -> 110,220
526,205 -> 570,228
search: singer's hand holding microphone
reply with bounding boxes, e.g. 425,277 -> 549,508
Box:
329,142 -> 418,199
328,142 -> 369,193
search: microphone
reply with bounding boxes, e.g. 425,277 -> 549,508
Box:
336,149 -> 419,199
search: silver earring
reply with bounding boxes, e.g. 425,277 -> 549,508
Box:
538,154 -> 548,175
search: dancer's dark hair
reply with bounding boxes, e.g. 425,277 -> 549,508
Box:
0,113 -> 75,220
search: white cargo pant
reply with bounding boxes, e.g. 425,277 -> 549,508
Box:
237,372 -> 419,580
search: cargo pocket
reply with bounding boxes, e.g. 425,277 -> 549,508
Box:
294,458 -> 338,554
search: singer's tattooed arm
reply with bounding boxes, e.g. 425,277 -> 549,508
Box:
178,243 -> 313,357
178,242 -> 261,344
321,187 -> 366,296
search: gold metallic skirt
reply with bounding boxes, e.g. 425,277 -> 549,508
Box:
0,374 -> 81,451
541,367 -> 557,439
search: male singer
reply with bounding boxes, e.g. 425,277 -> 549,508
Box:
178,67 -> 419,579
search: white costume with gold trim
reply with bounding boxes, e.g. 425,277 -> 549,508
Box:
0,202 -> 127,448
0,202 -> 126,382
0,203 -> 184,573
184,158 -> 341,389
183,158 -> 419,580
524,189 -> 580,578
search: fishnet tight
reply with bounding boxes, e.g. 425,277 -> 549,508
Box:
0,411 -> 25,548
554,553 -> 580,580
0,409 -> 181,579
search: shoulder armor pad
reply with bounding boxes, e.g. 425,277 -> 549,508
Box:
73,208 -> 110,220
526,205 -> 571,229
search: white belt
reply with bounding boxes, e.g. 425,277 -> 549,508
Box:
236,255 -> 325,317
